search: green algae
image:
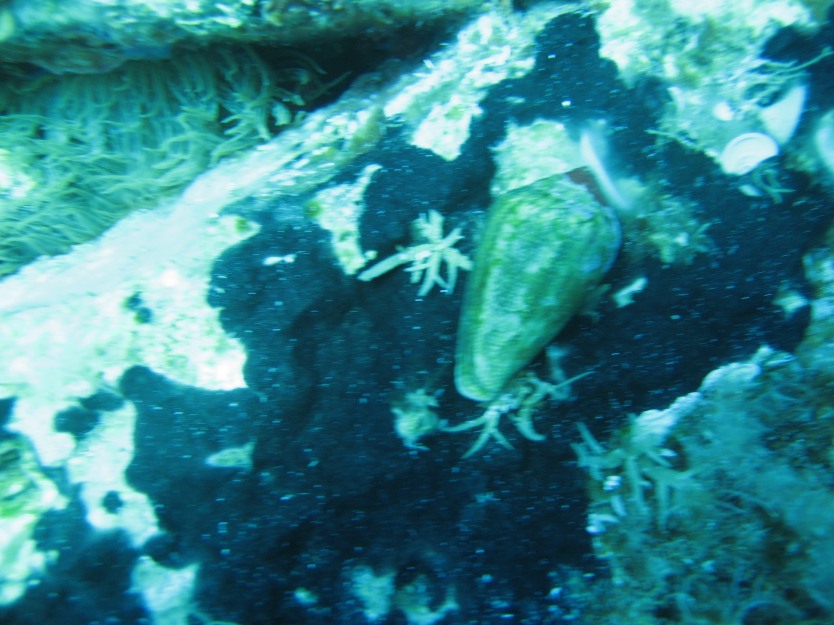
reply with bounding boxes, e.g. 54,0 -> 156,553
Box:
0,46 -> 313,277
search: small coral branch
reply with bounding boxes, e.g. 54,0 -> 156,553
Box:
358,209 -> 472,296
442,371 -> 591,458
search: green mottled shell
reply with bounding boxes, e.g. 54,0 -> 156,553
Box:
454,175 -> 621,401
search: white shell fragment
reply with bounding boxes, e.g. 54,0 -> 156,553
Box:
759,83 -> 807,145
814,110 -> 834,178
719,132 -> 779,176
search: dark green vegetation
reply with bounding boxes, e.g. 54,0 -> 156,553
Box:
0,46 -> 324,277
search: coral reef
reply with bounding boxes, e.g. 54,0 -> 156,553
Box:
2,1 -> 834,624
594,0 -> 832,179
571,346 -> 834,623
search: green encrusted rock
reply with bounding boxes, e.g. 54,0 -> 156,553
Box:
454,175 -> 621,401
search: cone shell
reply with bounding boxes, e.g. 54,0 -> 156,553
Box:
454,175 -> 621,401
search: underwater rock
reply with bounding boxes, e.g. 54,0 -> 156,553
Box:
454,174 -> 621,402
0,436 -> 67,605
0,0 -> 485,74
572,346 -> 834,621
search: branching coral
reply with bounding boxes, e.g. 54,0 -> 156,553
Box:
443,371 -> 590,458
358,209 -> 472,296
